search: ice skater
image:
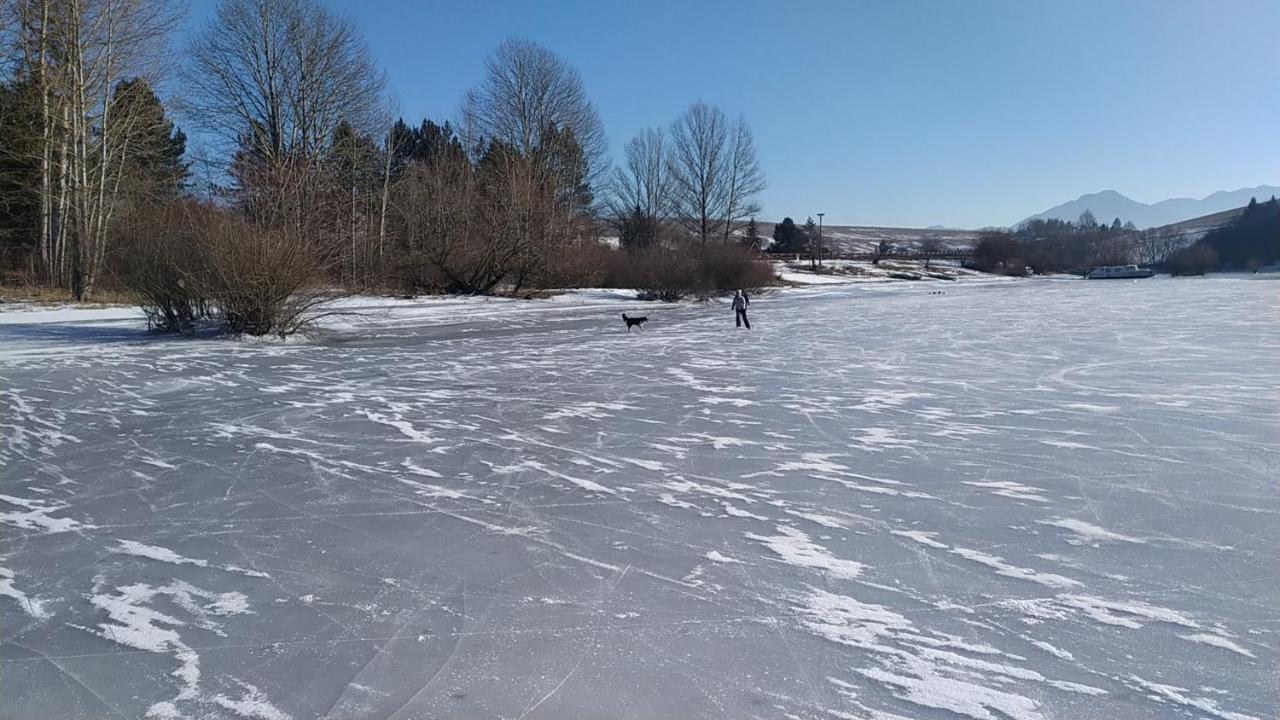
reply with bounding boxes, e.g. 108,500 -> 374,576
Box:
732,289 -> 751,329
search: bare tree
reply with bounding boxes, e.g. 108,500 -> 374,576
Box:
183,0 -> 387,165
719,115 -> 764,243
667,101 -> 765,245
667,100 -> 727,244
461,37 -> 607,199
607,127 -> 671,248
919,236 -> 943,268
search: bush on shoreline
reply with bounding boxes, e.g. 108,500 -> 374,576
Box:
603,244 -> 775,301
112,201 -> 339,337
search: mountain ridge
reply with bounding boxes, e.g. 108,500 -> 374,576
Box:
1021,185 -> 1280,229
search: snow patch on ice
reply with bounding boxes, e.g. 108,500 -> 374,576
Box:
776,453 -> 848,474
114,540 -> 210,568
1058,594 -> 1196,629
853,427 -> 918,450
891,530 -> 948,549
746,525 -> 863,579
0,565 -> 51,620
494,459 -> 616,495
113,540 -> 273,579
77,578 -> 279,719
1062,403 -> 1121,414
400,458 -> 442,478
785,509 -> 852,529
358,409 -> 437,444
856,663 -> 1045,720
0,493 -> 94,533
1039,517 -> 1145,545
704,551 -> 743,564
1029,639 -> 1073,660
212,682 -> 292,720
949,547 -> 1081,588
792,588 -> 1078,720
543,401 -> 638,421
1179,632 -> 1255,657
960,480 -> 1048,503
1128,675 -> 1260,720
720,501 -> 768,520
1040,439 -> 1098,450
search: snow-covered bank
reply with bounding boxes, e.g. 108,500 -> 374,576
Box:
774,258 -> 996,285
0,266 -> 997,334
0,302 -> 142,325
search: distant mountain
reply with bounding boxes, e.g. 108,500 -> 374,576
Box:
1021,185 -> 1280,229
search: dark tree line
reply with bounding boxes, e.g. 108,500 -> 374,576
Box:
1170,196 -> 1280,275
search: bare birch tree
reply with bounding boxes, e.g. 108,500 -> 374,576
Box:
2,0 -> 183,297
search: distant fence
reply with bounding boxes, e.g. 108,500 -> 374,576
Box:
822,250 -> 975,262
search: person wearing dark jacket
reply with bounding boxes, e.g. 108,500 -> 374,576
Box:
732,289 -> 751,329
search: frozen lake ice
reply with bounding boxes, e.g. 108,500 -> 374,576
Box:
2,277 -> 1277,719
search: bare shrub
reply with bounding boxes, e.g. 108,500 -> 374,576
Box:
111,202 -> 212,333
697,242 -> 775,292
1166,243 -> 1219,276
112,199 -> 338,337
604,243 -> 774,301
200,216 -> 338,336
525,235 -> 611,292
628,247 -> 702,301
970,231 -> 1021,271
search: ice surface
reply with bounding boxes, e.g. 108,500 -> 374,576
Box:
2,276 -> 1277,718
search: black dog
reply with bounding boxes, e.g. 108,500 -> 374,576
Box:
622,313 -> 648,331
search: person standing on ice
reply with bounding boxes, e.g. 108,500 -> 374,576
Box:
732,289 -> 751,329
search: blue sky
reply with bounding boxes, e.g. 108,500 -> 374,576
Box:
183,0 -> 1280,228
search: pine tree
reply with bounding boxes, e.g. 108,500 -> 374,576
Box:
771,217 -> 805,254
107,79 -> 189,201
742,217 -> 760,249
0,77 -> 42,263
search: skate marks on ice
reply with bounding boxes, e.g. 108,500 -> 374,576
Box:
1,278 -> 1277,718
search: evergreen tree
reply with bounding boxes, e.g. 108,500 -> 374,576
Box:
1197,196 -> 1280,269
0,77 -> 42,262
535,122 -> 592,211
619,205 -> 658,250
331,121 -> 380,193
771,217 -> 805,253
107,79 -> 189,201
742,217 -> 761,249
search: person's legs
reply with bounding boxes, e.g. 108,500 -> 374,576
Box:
735,309 -> 742,327
742,310 -> 750,329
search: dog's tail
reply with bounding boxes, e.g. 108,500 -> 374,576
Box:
622,313 -> 629,321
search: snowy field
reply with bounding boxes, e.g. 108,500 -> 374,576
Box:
2,277 -> 1277,719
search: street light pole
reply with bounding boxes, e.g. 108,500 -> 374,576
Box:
816,213 -> 825,268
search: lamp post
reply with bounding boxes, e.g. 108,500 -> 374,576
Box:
816,212 -> 825,268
